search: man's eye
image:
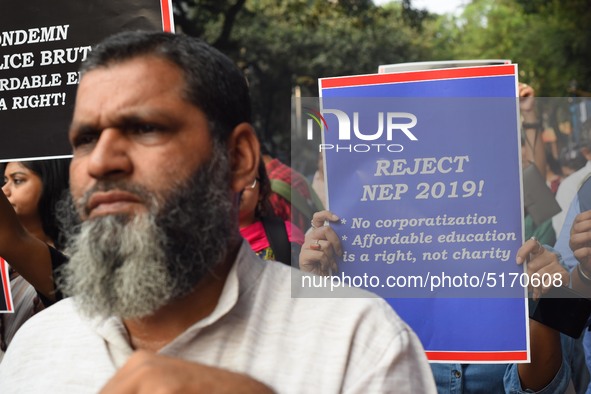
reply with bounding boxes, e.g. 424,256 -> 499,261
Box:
134,124 -> 159,134
72,133 -> 98,148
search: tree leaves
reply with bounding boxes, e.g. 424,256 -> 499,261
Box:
170,0 -> 591,156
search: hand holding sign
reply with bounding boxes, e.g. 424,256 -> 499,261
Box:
299,210 -> 342,275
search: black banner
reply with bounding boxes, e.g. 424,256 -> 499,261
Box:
0,0 -> 173,161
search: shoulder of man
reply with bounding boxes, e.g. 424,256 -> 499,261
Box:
252,259 -> 423,354
245,260 -> 435,391
0,298 -> 100,364
1,298 -> 85,353
0,298 -> 115,394
0,298 -> 112,391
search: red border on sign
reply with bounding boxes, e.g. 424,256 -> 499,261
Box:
320,64 -> 517,89
160,0 -> 174,32
1,258 -> 13,312
426,350 -> 528,362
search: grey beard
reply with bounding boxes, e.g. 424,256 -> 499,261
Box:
57,144 -> 237,319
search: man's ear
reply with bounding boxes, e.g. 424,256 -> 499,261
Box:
227,122 -> 260,193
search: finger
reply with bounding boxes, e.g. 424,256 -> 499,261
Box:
315,254 -> 333,276
570,218 -> 591,237
575,210 -> 591,224
571,214 -> 591,235
308,239 -> 336,261
306,225 -> 338,253
569,231 -> 591,253
331,258 -> 338,273
516,237 -> 542,264
315,226 -> 342,257
309,239 -> 322,251
531,237 -> 544,257
319,246 -> 338,274
300,238 -> 338,275
573,246 -> 591,266
299,249 -> 324,274
520,87 -> 533,98
320,240 -> 336,261
312,209 -> 339,222
519,83 -> 533,96
525,249 -> 556,274
311,210 -> 339,229
528,259 -> 567,299
301,253 -> 329,276
569,229 -> 591,244
531,265 -> 569,299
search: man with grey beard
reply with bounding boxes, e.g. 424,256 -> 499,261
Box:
0,31 -> 435,393
57,139 -> 234,320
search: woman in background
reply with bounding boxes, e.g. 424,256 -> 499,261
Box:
240,159 -> 343,275
0,159 -> 70,357
239,160 -> 304,265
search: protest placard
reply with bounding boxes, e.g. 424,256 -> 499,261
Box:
378,59 -> 511,73
0,258 -> 13,313
0,0 -> 173,162
309,64 -> 529,362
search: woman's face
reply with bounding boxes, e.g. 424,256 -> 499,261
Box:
2,162 -> 43,220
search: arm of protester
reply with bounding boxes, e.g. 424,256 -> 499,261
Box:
519,83 -> 546,179
554,196 -> 583,272
99,351 -> 275,394
568,210 -> 591,297
517,321 -> 565,392
299,210 -> 342,275
0,190 -> 56,302
504,323 -> 572,394
513,239 -> 568,391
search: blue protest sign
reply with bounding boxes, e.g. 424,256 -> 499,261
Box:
316,65 -> 529,362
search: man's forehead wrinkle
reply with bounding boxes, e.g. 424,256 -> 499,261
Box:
69,122 -> 98,138
81,58 -> 185,97
75,76 -> 186,130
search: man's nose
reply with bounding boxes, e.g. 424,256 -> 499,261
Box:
86,128 -> 133,180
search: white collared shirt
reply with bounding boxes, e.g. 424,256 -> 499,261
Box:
0,241 -> 435,393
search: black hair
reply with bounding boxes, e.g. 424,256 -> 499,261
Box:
560,145 -> 587,172
80,31 -> 252,143
2,159 -> 70,249
255,159 -> 273,220
545,148 -> 563,177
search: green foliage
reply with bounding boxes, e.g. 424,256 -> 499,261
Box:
422,0 -> 591,149
427,0 -> 591,97
172,0 -> 429,160
171,0 -> 591,157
